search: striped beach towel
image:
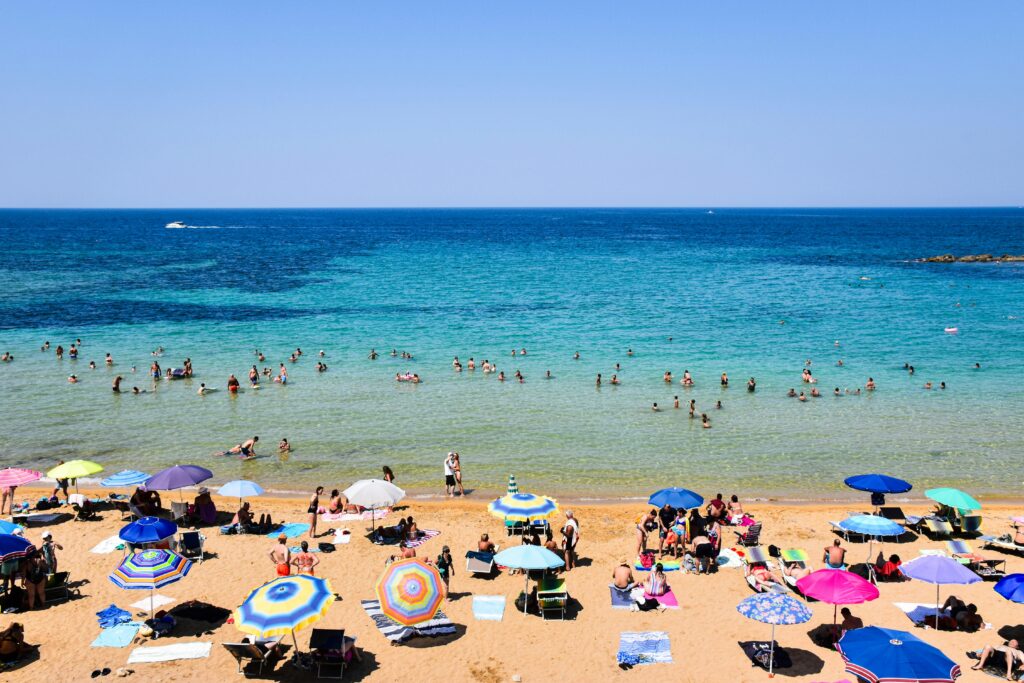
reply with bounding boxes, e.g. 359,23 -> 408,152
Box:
405,529 -> 440,548
633,558 -> 682,572
361,599 -> 456,642
617,631 -> 673,665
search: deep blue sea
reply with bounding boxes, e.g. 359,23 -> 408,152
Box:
1,208 -> 1022,499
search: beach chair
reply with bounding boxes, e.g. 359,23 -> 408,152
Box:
178,531 -> 205,563
779,549 -> 810,591
170,501 -> 189,523
536,577 -> 568,620
45,571 -> 77,603
465,550 -> 497,577
111,500 -> 133,520
956,515 -> 982,536
734,522 -> 762,547
981,533 -> 1024,556
505,519 -> 548,537
744,547 -> 787,592
222,638 -> 289,677
309,628 -> 349,679
947,540 -> 1006,580
880,507 -> 907,522
923,518 -> 954,539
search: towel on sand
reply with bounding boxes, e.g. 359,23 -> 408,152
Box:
633,558 -> 681,572
334,530 -> 352,544
265,523 -> 309,539
361,599 -> 456,642
127,642 -> 212,664
472,596 -> 506,621
90,535 -> 123,554
617,631 -> 672,665
96,605 -> 133,629
130,595 -> 174,611
644,589 -> 679,609
894,602 -> 943,625
91,622 -> 141,648
321,510 -> 388,522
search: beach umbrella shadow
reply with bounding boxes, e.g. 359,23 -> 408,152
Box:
398,623 -> 467,649
998,624 -> 1024,642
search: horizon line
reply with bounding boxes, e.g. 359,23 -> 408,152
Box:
1,205 -> 1022,211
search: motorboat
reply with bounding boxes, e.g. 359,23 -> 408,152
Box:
165,221 -> 187,229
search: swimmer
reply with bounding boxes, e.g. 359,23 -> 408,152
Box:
664,371 -> 672,383
467,358 -> 475,370
132,387 -> 142,394
908,365 -> 915,375
701,413 -> 711,428
720,372 -> 728,387
67,374 -> 77,383
689,400 -> 696,418
249,365 -> 259,387
627,348 -> 634,356
368,349 -> 378,360
681,370 -> 693,386
747,377 -> 756,392
198,382 -> 213,395
798,391 -> 807,401
834,387 -> 841,396
974,362 -> 981,369
610,374 -> 620,385
390,349 -> 398,357
573,351 -> 580,360
130,365 -> 136,373
279,438 -> 291,453
105,353 -> 113,365
595,373 -> 601,387
652,402 -> 659,412
837,359 -> 844,366
545,370 -> 552,379
520,348 -> 527,356
787,388 -> 797,397
498,371 -> 506,382
615,362 -> 621,371
55,345 -> 64,359
42,341 -> 50,351
0,352 -> 10,362
227,375 -> 239,393
257,352 -> 265,362
810,387 -> 820,397
673,396 -> 680,409
940,381 -> 946,389
220,436 -> 259,460
716,400 -> 723,409
866,377 -> 876,391
924,382 -> 933,390
112,375 -> 122,393
88,360 -> 97,369
318,350 -> 325,357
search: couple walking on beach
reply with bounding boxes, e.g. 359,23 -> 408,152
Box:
444,452 -> 465,496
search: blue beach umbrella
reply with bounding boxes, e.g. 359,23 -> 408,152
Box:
102,470 -> 151,488
492,546 -> 564,614
844,474 -> 912,494
837,626 -> 961,683
119,516 -> 178,545
838,515 -> 904,537
0,521 -> 23,535
995,574 -> 1024,604
218,480 -> 264,504
648,487 -> 704,510
736,592 -> 813,675
0,534 -> 35,563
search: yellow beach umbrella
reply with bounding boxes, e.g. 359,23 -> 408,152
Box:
47,460 -> 104,493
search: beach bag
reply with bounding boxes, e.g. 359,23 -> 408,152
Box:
318,543 -> 336,553
637,598 -> 659,612
639,551 -> 655,569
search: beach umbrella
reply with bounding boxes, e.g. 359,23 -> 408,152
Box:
218,480 -> 264,506
235,575 -> 335,650
837,626 -> 961,683
507,475 -> 518,495
838,515 -> 904,573
0,468 -> 42,512
925,488 -> 980,512
736,592 -> 813,676
119,516 -> 178,545
994,574 -> 1024,604
0,534 -> 35,563
844,474 -> 912,495
493,546 -> 564,614
375,558 -> 445,626
796,569 -> 879,629
900,555 -> 981,628
648,487 -> 704,510
488,493 -> 559,523
145,465 -> 213,501
46,460 -> 103,493
102,470 -> 150,488
342,479 -> 405,530
0,521 -> 23,535
109,548 -> 192,619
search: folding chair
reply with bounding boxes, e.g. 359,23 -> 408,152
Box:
734,522 -> 762,546
309,628 -> 351,679
222,638 -> 289,677
178,531 -> 205,563
465,550 -> 497,576
947,540 -> 1006,580
170,501 -> 189,523
536,577 -> 567,620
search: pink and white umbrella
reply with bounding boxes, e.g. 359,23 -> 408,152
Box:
0,468 -> 43,513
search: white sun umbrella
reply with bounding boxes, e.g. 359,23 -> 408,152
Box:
342,479 -> 405,529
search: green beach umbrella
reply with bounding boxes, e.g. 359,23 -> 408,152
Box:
925,488 -> 981,512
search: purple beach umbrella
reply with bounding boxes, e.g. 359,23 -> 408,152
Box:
145,465 -> 213,501
900,555 -> 981,629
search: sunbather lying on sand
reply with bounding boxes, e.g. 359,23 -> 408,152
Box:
972,639 -> 1024,679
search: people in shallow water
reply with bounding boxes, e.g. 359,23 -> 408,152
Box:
651,402 -> 659,412
787,388 -> 797,397
227,375 -> 240,393
747,377 -> 756,392
701,413 -> 711,428
866,377 -> 876,391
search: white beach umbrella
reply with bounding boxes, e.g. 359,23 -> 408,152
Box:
342,479 -> 405,529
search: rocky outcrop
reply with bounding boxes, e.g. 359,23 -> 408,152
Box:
920,253 -> 1024,263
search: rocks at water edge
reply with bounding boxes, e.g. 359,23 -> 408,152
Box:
919,253 -> 1024,263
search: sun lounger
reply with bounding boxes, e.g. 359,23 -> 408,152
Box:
920,518 -> 954,539
947,541 -> 1006,580
222,637 -> 290,677
309,628 -> 352,680
178,531 -> 205,563
829,520 -> 853,540
734,522 -> 762,547
981,534 -> 1024,555
744,548 -> 787,593
537,577 -> 568,620
465,550 -> 497,576
880,506 -> 907,521
779,549 -> 810,590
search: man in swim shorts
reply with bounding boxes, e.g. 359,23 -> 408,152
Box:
269,534 -> 290,576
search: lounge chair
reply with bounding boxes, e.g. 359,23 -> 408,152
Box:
981,534 -> 1024,556
45,571 -> 77,602
947,540 -> 1006,580
879,507 -> 907,521
779,549 -> 810,590
112,500 -> 133,520
178,531 -> 205,563
744,548 -> 787,593
504,519 -> 549,537
734,522 -> 762,547
222,638 -> 290,677
536,577 -> 568,620
309,628 -> 351,679
465,550 -> 498,577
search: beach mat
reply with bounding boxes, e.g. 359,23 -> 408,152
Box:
91,622 -> 141,648
645,588 -> 679,609
610,584 -> 634,609
361,599 -> 456,642
740,640 -> 792,671
894,602 -> 942,625
616,631 -> 672,666
90,535 -> 123,554
633,558 -> 681,572
265,523 -> 309,539
405,529 -> 440,548
472,595 -> 506,621
321,510 -> 388,522
717,547 -> 744,569
130,594 -> 174,611
127,642 -> 212,664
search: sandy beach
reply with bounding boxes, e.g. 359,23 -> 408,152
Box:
3,490 -> 1021,682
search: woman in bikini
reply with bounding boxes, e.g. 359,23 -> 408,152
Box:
453,454 -> 465,496
307,487 -> 323,540
291,541 -> 320,576
382,466 -> 395,483
326,490 -> 343,514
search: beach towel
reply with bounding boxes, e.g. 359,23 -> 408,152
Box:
96,604 -> 133,629
610,584 -> 635,609
472,595 -> 506,621
644,588 -> 679,609
130,594 -> 174,611
334,530 -> 352,544
405,529 -> 440,548
361,599 -> 456,642
265,523 -> 309,539
90,535 -> 123,554
740,640 -> 792,671
616,631 -> 672,666
321,510 -> 388,522
894,602 -> 943,625
717,547 -> 744,569
127,642 -> 212,664
91,622 -> 141,648
633,558 -> 681,572
290,546 -> 320,553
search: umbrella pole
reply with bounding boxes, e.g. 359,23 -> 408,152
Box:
769,623 -> 775,677
291,628 -> 299,654
150,589 -> 155,621
523,573 -> 529,615
935,585 -> 941,629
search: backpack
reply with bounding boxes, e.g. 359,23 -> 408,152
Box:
639,551 -> 655,569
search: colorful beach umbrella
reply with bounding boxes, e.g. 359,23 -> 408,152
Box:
648,487 -> 704,510
493,546 -> 565,614
102,470 -> 150,488
119,516 -> 178,545
47,460 -> 103,493
507,474 -> 518,495
796,569 -> 879,628
899,555 -> 981,628
0,534 -> 35,563
375,558 -> 445,626
837,626 -> 961,683
925,488 -> 981,512
0,468 -> 42,512
235,575 -> 335,644
994,574 -> 1024,604
737,592 -> 813,675
218,480 -> 264,505
343,479 -> 405,530
109,548 -> 192,618
488,492 -> 558,522
145,465 -> 213,501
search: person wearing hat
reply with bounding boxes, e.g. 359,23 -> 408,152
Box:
191,487 -> 217,526
40,531 -> 62,575
435,546 -> 454,599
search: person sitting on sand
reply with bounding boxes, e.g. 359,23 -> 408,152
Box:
644,563 -> 670,596
972,639 -> 1024,678
0,623 -> 32,664
941,596 -> 983,632
326,490 -> 343,514
234,501 -> 254,528
727,495 -> 744,524
612,560 -> 635,590
706,493 -> 726,521
269,534 -> 290,576
405,516 -> 419,541
291,541 -> 319,575
478,533 -> 495,553
191,487 -> 217,525
399,540 -> 416,559
824,539 -> 847,569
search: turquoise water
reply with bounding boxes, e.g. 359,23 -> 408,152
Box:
1,209 -> 1022,499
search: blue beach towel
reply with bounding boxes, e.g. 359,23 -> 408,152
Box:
472,595 -> 506,621
266,523 -> 310,539
96,604 -> 133,629
617,631 -> 673,666
91,622 -> 142,648
289,546 -> 320,553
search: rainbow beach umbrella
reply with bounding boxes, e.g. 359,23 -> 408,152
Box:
488,492 -> 558,522
109,548 -> 192,618
236,575 -> 335,649
375,558 -> 445,626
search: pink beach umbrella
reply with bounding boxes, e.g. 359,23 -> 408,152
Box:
797,569 -> 879,630
0,468 -> 43,512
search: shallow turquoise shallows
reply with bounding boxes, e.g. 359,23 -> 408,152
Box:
0,208 -> 1021,499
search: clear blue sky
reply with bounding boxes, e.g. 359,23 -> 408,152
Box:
2,2 -> 1021,207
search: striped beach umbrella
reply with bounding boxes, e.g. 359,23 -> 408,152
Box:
0,468 -> 42,513
0,534 -> 35,563
507,475 -> 518,495
109,548 -> 192,618
235,575 -> 335,643
375,558 -> 445,626
102,470 -> 150,488
488,493 -> 558,522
